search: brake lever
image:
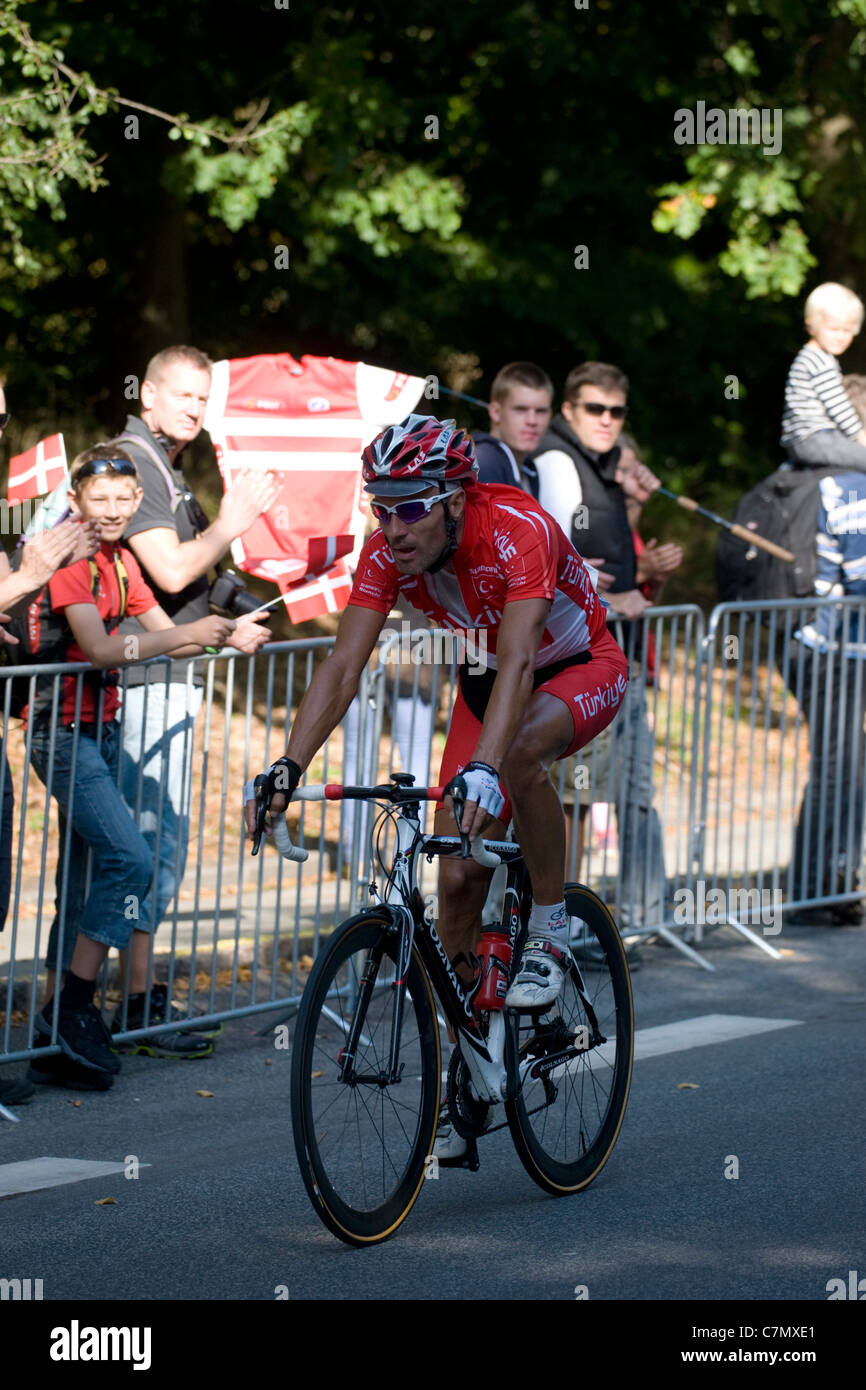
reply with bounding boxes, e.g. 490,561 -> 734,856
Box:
446,774 -> 472,858
251,773 -> 269,857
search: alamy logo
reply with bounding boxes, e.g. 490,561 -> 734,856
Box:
49,1321 -> 152,1370
380,620 -> 488,673
673,884 -> 782,936
826,1270 -> 866,1300
0,1277 -> 43,1299
674,101 -> 782,157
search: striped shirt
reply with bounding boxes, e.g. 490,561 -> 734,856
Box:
797,474 -> 866,658
781,345 -> 864,447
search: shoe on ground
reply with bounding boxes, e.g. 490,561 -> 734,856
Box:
27,1035 -> 114,1091
35,1002 -> 122,1075
0,1073 -> 35,1105
110,998 -> 214,1059
145,984 -> 223,1038
505,936 -> 570,1009
432,1099 -> 493,1166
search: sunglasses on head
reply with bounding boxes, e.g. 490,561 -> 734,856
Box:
578,402 -> 627,420
370,488 -> 460,526
72,457 -> 139,484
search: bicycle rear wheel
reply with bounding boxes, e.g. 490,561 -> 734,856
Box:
291,913 -> 441,1246
505,884 -> 633,1195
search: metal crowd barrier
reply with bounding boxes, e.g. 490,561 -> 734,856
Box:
2,597 -> 866,1084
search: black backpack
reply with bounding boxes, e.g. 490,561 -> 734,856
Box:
0,552 -> 129,722
716,465 -> 841,604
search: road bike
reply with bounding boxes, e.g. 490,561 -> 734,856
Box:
256,773 -> 634,1247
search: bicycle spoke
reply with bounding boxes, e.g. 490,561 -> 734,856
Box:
293,916 -> 439,1236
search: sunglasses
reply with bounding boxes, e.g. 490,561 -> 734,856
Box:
0,413 -> 9,429
370,488 -> 460,526
578,402 -> 628,420
71,457 -> 139,484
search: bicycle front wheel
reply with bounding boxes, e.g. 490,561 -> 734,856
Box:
505,884 -> 634,1195
291,913 -> 441,1246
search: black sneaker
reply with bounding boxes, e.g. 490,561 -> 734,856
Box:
35,1003 -> 122,1075
146,984 -> 223,1038
0,1074 -> 35,1105
110,998 -> 214,1059
27,1035 -> 114,1092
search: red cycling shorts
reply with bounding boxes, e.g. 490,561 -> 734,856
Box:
438,625 -> 629,826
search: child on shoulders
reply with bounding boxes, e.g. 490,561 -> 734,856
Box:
781,282 -> 866,470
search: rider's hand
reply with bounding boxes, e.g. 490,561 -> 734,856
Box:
243,756 -> 302,840
453,762 -> 505,841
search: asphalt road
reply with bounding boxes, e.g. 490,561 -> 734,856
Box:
2,921 -> 864,1304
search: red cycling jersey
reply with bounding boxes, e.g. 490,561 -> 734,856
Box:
349,482 -> 608,665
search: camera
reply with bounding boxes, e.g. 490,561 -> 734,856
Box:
209,570 -> 264,618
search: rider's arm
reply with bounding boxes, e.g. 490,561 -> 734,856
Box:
471,596 -> 551,771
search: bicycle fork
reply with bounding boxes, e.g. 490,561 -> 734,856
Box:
337,910 -> 414,1087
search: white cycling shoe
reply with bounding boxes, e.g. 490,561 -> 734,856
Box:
432,1099 -> 493,1164
505,936 -> 571,1010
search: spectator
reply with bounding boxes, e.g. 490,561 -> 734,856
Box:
113,346 -> 273,1051
0,389 -> 99,1106
560,436 -> 682,885
781,282 -> 866,469
786,372 -> 866,925
473,362 -> 552,495
531,362 -> 670,929
25,446 -> 238,1090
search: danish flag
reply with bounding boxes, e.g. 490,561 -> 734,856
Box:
204,354 -> 424,622
7,434 -> 67,503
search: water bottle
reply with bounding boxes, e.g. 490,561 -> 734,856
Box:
473,927 -> 513,1013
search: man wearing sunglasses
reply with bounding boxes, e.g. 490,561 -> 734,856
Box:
532,363 -> 669,935
245,413 -> 629,1156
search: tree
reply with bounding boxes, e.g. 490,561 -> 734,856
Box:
652,0 -> 866,300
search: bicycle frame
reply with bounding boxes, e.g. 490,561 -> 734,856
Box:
285,780 -> 606,1109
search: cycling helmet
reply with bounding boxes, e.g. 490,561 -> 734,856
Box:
361,414 -> 478,497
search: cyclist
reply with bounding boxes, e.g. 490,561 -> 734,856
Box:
243,415 -> 629,1146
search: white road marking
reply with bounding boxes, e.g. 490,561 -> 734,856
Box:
634,1013 -> 802,1060
0,1157 -> 150,1199
547,1013 -> 802,1081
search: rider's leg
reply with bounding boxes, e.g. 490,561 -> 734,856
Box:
500,691 -> 574,908
502,641 -> 629,1006
434,803 -> 507,982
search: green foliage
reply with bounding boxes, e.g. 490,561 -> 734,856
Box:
652,1 -> 866,299
3,0 -> 866,611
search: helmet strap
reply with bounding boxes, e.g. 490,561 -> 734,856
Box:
426,484 -> 459,574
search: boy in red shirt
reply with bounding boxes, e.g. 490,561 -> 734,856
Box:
27,446 -> 237,1090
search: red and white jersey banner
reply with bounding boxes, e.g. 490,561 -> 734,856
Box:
7,434 -> 67,502
204,354 -> 424,618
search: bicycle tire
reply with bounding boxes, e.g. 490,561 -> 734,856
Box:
291,912 -> 441,1246
505,883 -> 633,1195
